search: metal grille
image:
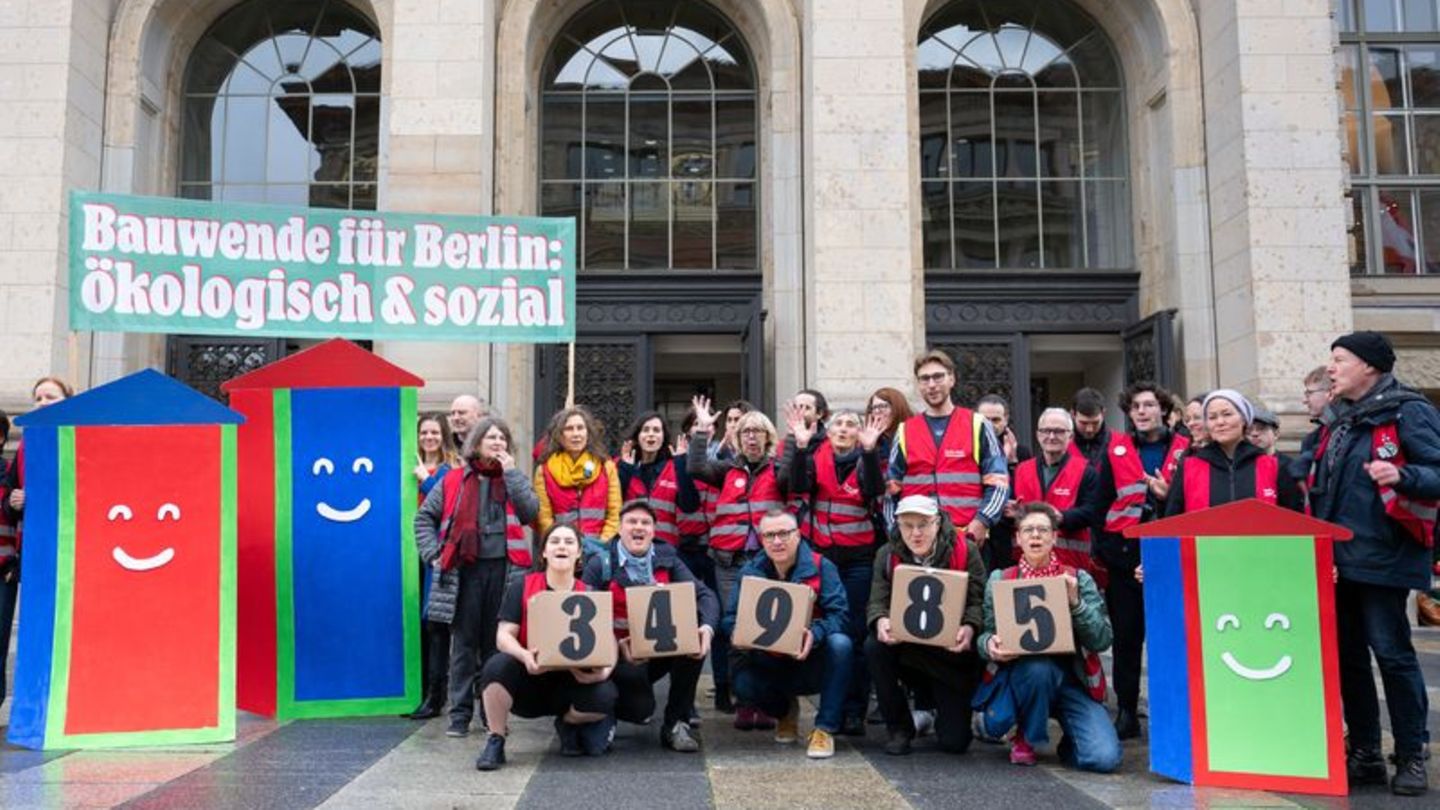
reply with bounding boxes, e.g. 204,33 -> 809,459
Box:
166,338 -> 282,402
935,342 -> 1014,406
546,342 -> 642,453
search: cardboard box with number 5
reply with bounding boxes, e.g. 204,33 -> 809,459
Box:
732,578 -> 814,657
528,591 -> 617,669
992,576 -> 1075,656
625,582 -> 700,660
888,565 -> 969,648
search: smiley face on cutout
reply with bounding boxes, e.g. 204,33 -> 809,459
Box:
1214,611 -> 1293,681
106,501 -> 183,571
311,456 -> 374,522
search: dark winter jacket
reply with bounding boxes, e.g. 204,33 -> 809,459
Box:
580,540 -> 721,630
1309,375 -> 1440,591
865,517 -> 985,631
720,540 -> 849,643
1163,440 -> 1304,517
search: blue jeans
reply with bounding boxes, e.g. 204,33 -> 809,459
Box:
733,632 -> 853,733
1007,656 -> 1122,773
1337,579 -> 1430,757
834,558 -> 873,720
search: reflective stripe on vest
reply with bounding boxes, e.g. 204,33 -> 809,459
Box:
811,442 -> 876,549
517,572 -> 587,648
710,463 -> 783,552
1014,455 -> 1094,573
624,460 -> 681,545
545,462 -> 612,542
1160,434 -> 1191,484
440,467 -> 532,568
1104,433 -> 1147,532
1372,424 -> 1438,548
898,410 -> 984,527
608,567 -> 672,636
676,481 -> 712,537
1181,453 -> 1278,512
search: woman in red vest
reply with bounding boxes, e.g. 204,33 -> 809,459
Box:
534,406 -> 621,557
786,407 -> 889,736
618,411 -> 683,546
475,523 -> 617,771
415,416 -> 540,738
405,413 -> 461,720
1162,389 -> 1303,516
686,394 -> 785,730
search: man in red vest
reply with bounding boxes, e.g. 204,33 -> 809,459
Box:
886,350 -> 1010,555
1006,408 -> 1104,583
1310,331 -> 1440,796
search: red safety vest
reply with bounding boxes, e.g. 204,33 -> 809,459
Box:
1014,455 -> 1101,585
1181,453 -> 1278,512
1160,434 -> 1191,483
1312,423 -> 1438,548
624,459 -> 680,545
516,571 -> 586,648
1001,564 -> 1107,702
886,540 -> 968,577
709,462 -> 783,552
676,480 -> 712,540
1101,433 -> 1147,532
607,566 -> 672,639
811,442 -> 875,549
789,438 -> 816,542
438,468 -> 531,568
898,410 -> 984,527
543,461 -> 611,543
0,471 -> 14,566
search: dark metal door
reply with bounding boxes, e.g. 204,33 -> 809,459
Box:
1122,308 -> 1178,391
740,306 -> 767,412
166,336 -> 284,402
930,335 -> 1032,447
535,337 -> 652,453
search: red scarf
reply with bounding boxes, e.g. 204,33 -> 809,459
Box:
440,459 -> 507,571
1017,553 -> 1064,579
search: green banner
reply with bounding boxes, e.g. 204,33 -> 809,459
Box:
69,192 -> 575,343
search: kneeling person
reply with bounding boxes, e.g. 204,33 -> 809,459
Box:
722,508 -> 852,759
866,495 -> 986,755
978,503 -> 1121,773
581,500 -> 718,752
475,524 -> 617,771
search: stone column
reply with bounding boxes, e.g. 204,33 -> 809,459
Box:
801,0 -> 920,409
378,0 -> 494,412
1196,0 -> 1351,419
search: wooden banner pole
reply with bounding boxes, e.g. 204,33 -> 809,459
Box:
565,342 -> 576,407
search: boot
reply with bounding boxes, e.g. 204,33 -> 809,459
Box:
404,679 -> 447,720
1391,753 -> 1429,796
1113,708 -> 1141,740
1348,746 -> 1388,787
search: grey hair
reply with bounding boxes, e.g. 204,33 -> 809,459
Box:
1037,407 -> 1074,431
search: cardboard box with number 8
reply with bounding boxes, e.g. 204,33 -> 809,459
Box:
625,582 -> 700,660
888,565 -> 969,648
992,576 -> 1075,656
732,578 -> 814,657
527,591 -> 618,669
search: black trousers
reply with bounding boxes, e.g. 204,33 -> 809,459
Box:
448,558 -> 514,724
1105,572 -> 1145,714
479,653 -> 617,718
1337,579 -> 1431,757
611,654 -> 705,727
420,620 -> 450,690
864,633 -> 979,753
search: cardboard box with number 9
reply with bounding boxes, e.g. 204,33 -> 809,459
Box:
888,565 -> 968,648
528,591 -> 617,669
625,582 -> 700,660
992,576 -> 1075,656
732,578 -> 814,657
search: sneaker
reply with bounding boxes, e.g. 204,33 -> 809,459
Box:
688,707 -> 703,728
1392,754 -> 1429,796
555,717 -> 583,757
662,720 -> 701,753
884,730 -> 913,756
912,709 -> 935,737
734,706 -> 757,731
474,733 -> 506,771
1348,746 -> 1388,786
775,700 -> 800,744
1010,734 -> 1037,766
578,714 -> 616,756
445,717 -> 470,738
807,728 -> 836,759
752,710 -> 777,731
839,715 -> 866,737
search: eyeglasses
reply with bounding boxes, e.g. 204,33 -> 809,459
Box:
1304,388 -> 1330,396
897,519 -> 937,534
868,402 -> 892,411
1036,428 -> 1070,437
761,528 -> 797,542
1018,525 -> 1054,537
740,427 -> 766,436
917,373 -> 948,384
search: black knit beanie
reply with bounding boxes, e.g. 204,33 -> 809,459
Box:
1331,331 -> 1395,373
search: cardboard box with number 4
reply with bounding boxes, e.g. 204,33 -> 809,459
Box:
527,591 -> 618,669
732,578 -> 814,657
888,565 -> 969,648
992,576 -> 1075,656
625,582 -> 700,660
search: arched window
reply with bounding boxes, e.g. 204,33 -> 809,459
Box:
180,0 -> 381,210
540,1 -> 758,271
918,0 -> 1129,270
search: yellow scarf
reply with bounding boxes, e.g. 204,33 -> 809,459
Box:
546,451 -> 602,488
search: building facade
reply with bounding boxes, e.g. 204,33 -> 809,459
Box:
0,0 -> 1432,448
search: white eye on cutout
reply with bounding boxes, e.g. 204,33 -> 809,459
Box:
1265,613 -> 1291,631
312,458 -> 335,476
1216,614 -> 1240,632
107,504 -> 133,522
352,457 -> 374,474
157,503 -> 181,521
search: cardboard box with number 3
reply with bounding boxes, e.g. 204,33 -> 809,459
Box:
732,578 -> 814,657
625,582 -> 700,660
528,591 -> 617,669
992,576 -> 1075,656
888,565 -> 969,648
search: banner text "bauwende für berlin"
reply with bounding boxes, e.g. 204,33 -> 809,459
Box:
68,191 -> 576,343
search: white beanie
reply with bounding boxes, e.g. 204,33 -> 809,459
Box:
1202,388 -> 1254,425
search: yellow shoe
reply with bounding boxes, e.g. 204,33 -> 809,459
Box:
775,700 -> 800,744
807,728 -> 835,759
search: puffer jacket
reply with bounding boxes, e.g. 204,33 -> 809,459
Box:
1162,440 -> 1304,516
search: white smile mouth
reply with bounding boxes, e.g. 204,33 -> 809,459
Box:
112,546 -> 176,572
1221,652 -> 1292,680
316,499 -> 372,522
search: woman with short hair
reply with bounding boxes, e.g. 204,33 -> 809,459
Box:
1163,389 -> 1304,516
